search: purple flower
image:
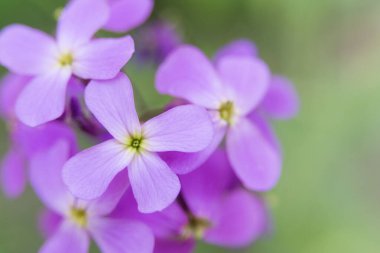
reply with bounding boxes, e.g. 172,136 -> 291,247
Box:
0,0 -> 134,127
1,121 -> 76,198
104,0 -> 154,33
215,39 -> 300,120
156,45 -> 282,191
30,140 -> 154,253
135,21 -> 182,64
63,72 -> 214,213
115,150 -> 269,252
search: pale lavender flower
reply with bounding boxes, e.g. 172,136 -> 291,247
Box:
156,45 -> 281,191
0,0 -> 134,126
63,72 -> 214,213
30,140 -> 154,253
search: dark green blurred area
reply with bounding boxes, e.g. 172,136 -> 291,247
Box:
1,0 -> 380,252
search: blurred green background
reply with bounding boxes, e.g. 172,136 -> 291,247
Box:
1,0 -> 380,252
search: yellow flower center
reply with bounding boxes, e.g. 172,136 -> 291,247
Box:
181,215 -> 211,240
70,207 -> 87,228
59,53 -> 74,67
219,101 -> 235,124
127,135 -> 144,152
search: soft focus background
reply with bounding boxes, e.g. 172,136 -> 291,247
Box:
1,0 -> 380,252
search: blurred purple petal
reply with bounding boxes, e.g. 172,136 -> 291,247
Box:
0,74 -> 29,119
87,169 -> 129,216
29,140 -> 73,214
38,208 -> 62,238
90,218 -> 154,253
0,148 -> 26,198
143,105 -> 213,153
205,189 -> 268,247
73,36 -> 134,80
39,222 -> 89,253
15,122 -> 77,159
57,0 -> 109,49
181,149 -> 235,217
0,24 -> 57,75
129,152 -> 180,213
85,73 -> 140,143
156,45 -> 225,109
15,68 -> 71,127
135,21 -> 181,64
249,113 -> 281,152
154,239 -> 195,253
63,140 -> 133,200
160,124 -> 226,175
226,118 -> 281,191
214,39 -> 257,62
217,56 -> 270,115
260,75 -> 300,119
105,0 -> 154,33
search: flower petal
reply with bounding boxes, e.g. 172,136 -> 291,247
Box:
226,117 -> 281,191
0,74 -> 29,119
129,152 -> 180,213
57,0 -> 109,49
156,45 -> 225,109
85,73 -> 140,142
159,124 -> 226,174
105,0 -> 154,33
0,148 -> 26,198
259,75 -> 300,119
214,39 -> 257,62
154,239 -> 195,253
38,208 -> 62,239
30,140 -> 73,214
87,169 -> 129,216
73,36 -> 134,80
63,140 -> 133,200
90,218 -> 154,253
205,189 -> 268,247
39,222 -> 89,253
143,105 -> 213,153
0,24 -> 57,75
181,149 -> 235,217
15,121 -> 77,159
217,56 -> 270,115
15,68 -> 71,127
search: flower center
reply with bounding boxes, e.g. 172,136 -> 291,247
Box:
182,215 -> 211,240
219,101 -> 235,124
58,53 -> 74,67
127,135 -> 144,152
70,207 -> 87,228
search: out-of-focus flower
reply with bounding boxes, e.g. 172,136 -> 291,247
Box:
0,74 -> 77,198
135,21 -> 182,64
0,0 -> 134,127
104,0 -> 154,33
30,140 -> 154,253
156,45 -> 281,191
63,72 -> 214,213
114,150 -> 269,253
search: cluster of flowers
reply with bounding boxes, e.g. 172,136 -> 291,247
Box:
0,0 -> 299,252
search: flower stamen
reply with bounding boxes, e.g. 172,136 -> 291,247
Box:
181,215 -> 211,240
59,53 -> 74,67
70,207 -> 87,228
219,101 -> 235,124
